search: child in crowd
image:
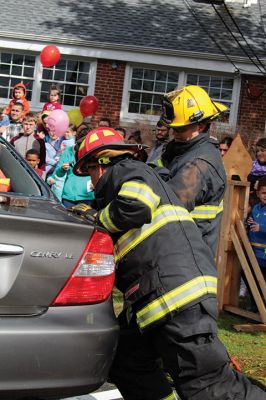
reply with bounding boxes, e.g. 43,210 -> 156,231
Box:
12,114 -> 44,159
25,149 -> 46,179
42,84 -> 62,112
247,177 -> 266,277
45,127 -> 64,177
37,112 -> 50,141
4,83 -> 30,118
2,102 -> 24,142
219,136 -> 233,157
248,138 -> 266,207
60,124 -> 76,154
47,128 -> 94,206
0,107 -> 10,128
246,177 -> 266,310
98,117 -> 112,127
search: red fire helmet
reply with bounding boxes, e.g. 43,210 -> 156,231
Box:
74,127 -> 143,176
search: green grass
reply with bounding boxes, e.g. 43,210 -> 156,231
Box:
113,289 -> 265,387
218,312 -> 266,387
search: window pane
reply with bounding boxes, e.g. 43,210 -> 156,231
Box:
222,79 -> 234,89
166,82 -> 177,92
55,59 -> 67,69
77,73 -> 89,84
187,74 -> 198,85
131,79 -> 142,90
77,85 -> 87,96
0,64 -> 10,74
153,105 -> 161,115
153,94 -> 163,105
41,81 -> 51,92
210,77 -> 222,87
129,92 -> 141,102
42,69 -> 53,80
0,87 -> 8,97
143,80 -> 154,91
209,88 -> 221,98
198,76 -> 210,86
12,54 -> 23,65
0,76 -> 9,86
66,71 -> 77,81
142,93 -> 153,103
1,53 -> 12,63
156,71 -> 167,81
11,65 -> 22,76
167,71 -> 179,82
24,66 -> 34,78
140,103 -> 153,114
67,60 -> 78,71
40,92 -> 47,102
144,69 -> 155,80
132,68 -> 143,79
24,55 -> 35,66
129,102 -> 140,113
221,89 -> 232,100
64,95 -> 75,106
154,81 -> 166,92
54,70 -> 65,81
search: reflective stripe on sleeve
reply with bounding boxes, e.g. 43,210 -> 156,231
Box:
250,242 -> 266,249
136,276 -> 217,330
148,159 -> 164,167
114,205 -> 194,262
118,181 -> 160,213
190,200 -> 223,219
161,391 -> 179,400
99,203 -> 123,233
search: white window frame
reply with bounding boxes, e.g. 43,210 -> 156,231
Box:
0,50 -> 97,112
121,64 -> 241,129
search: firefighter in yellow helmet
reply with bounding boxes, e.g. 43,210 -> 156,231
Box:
152,85 -> 228,257
72,127 -> 264,400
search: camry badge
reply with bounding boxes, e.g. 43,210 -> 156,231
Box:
30,251 -> 73,259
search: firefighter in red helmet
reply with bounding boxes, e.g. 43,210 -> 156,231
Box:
73,127 -> 265,400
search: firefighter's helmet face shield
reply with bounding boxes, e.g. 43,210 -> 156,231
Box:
160,95 -> 175,126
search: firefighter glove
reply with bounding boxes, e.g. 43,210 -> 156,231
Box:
69,203 -> 98,223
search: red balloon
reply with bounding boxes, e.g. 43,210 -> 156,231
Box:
79,96 -> 99,117
40,45 -> 61,68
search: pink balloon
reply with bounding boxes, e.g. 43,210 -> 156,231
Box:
47,110 -> 69,137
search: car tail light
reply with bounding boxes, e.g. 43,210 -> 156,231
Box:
51,229 -> 115,306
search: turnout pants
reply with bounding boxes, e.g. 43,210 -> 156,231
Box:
109,299 -> 265,400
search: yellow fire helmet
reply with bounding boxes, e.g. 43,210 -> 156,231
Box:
160,85 -> 228,128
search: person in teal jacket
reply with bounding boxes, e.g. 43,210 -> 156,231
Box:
47,144 -> 94,207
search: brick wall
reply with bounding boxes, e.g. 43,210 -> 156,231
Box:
93,59 -> 126,128
238,75 -> 266,139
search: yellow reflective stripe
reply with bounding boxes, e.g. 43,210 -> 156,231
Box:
161,391 -> 178,400
149,159 -> 164,167
0,179 -> 10,185
156,159 -> 164,167
136,276 -> 217,330
190,201 -> 223,219
99,203 -> 122,233
250,242 -> 266,249
118,181 -> 160,213
114,205 -> 194,262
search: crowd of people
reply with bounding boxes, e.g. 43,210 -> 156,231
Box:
0,82 -> 265,399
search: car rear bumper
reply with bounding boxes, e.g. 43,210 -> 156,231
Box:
0,299 -> 119,399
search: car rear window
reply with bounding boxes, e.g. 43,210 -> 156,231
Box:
0,142 -> 41,196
